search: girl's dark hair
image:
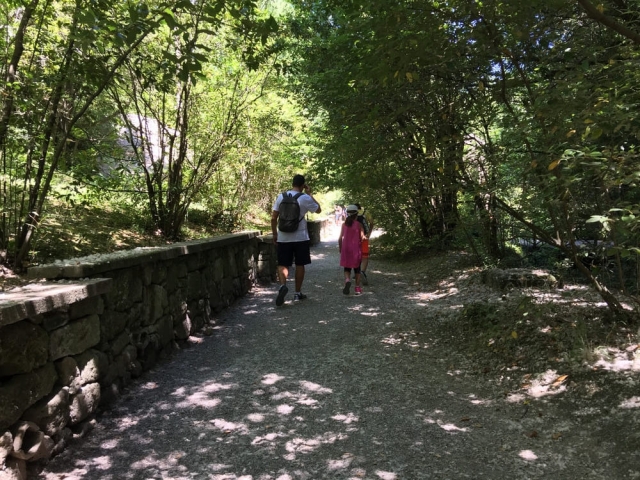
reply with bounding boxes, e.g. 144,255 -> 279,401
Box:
345,212 -> 357,227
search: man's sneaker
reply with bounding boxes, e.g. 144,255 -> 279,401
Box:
293,292 -> 307,302
361,271 -> 368,286
355,286 -> 363,295
275,284 -> 288,306
343,281 -> 351,295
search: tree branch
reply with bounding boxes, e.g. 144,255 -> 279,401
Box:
576,0 -> 640,44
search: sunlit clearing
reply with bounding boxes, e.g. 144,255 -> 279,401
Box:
407,288 -> 459,302
298,396 -> 319,406
284,432 -> 348,460
100,439 -> 120,449
519,369 -> 568,398
438,422 -> 468,433
116,416 -> 140,431
252,431 -> 286,447
262,373 -> 286,385
381,331 -> 428,349
376,471 -> 398,479
506,393 -> 527,403
327,453 -> 355,471
277,404 -> 295,415
246,413 -> 265,422
620,396 -> 640,409
244,309 -> 258,315
519,450 -> 538,461
254,289 -> 275,297
203,382 -> 237,393
210,418 -> 248,434
131,451 -> 187,470
300,380 -> 333,394
332,413 -> 359,424
90,456 -> 111,471
467,394 -> 493,406
593,347 -> 640,372
142,382 -> 159,390
211,475 -> 253,480
272,391 -> 295,400
176,392 -> 222,409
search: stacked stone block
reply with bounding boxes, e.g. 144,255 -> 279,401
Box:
0,232 -> 275,478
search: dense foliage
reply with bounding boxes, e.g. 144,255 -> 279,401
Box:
0,0 -> 306,267
282,0 -> 640,314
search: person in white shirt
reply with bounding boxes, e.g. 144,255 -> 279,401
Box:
271,174 -> 322,305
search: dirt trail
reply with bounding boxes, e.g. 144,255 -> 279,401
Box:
38,227 -> 640,479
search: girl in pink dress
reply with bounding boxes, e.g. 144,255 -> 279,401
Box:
339,205 -> 366,295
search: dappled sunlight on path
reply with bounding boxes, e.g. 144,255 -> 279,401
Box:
38,237 -> 640,479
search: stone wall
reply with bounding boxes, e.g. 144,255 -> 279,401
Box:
308,218 -> 332,246
0,232 -> 275,479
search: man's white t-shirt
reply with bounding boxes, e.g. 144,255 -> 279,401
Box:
272,190 -> 319,243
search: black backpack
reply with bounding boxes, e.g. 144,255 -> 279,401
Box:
278,192 -> 304,232
357,214 -> 370,236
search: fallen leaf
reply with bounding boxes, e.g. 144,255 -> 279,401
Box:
552,375 -> 568,388
461,417 -> 470,422
527,430 -> 538,438
552,432 -> 563,440
473,423 -> 483,428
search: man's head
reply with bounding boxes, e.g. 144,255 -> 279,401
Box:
292,174 -> 306,188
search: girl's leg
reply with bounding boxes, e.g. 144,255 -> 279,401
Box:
343,268 -> 352,294
354,267 -> 363,295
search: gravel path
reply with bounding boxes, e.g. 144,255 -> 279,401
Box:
38,229 -> 640,479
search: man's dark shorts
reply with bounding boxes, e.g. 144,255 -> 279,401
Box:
277,241 -> 312,266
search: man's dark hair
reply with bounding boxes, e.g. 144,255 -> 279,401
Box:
292,174 -> 305,187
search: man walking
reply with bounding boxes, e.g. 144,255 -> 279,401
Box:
271,174 -> 322,305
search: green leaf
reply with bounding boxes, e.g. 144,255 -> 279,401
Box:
161,9 -> 178,29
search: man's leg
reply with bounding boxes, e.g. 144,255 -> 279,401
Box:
360,239 -> 370,285
276,243 -> 293,306
295,265 -> 305,292
292,241 -> 312,296
278,266 -> 289,285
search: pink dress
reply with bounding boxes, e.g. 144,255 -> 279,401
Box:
340,221 -> 363,268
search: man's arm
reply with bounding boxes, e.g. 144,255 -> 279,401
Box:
271,210 -> 279,244
303,185 -> 321,213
